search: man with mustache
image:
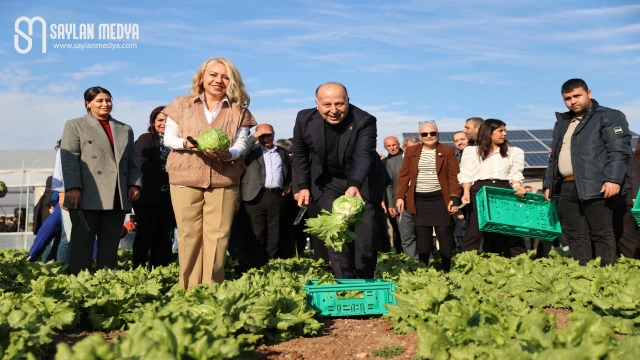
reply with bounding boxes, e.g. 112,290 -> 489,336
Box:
544,78 -> 632,266
292,82 -> 387,279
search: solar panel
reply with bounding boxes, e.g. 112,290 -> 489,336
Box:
541,139 -> 552,147
528,129 -> 554,139
508,140 -> 549,152
632,137 -> 638,150
506,130 -> 534,141
525,153 -> 549,167
438,132 -> 459,141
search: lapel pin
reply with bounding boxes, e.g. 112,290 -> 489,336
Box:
438,153 -> 441,156
349,125 -> 353,130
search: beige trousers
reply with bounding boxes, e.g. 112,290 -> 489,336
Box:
170,185 -> 238,290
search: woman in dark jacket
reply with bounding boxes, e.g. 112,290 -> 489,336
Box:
133,106 -> 176,269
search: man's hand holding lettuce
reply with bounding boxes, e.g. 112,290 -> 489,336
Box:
304,195 -> 366,252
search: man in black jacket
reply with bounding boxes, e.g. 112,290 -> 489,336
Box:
544,78 -> 632,266
292,82 -> 386,279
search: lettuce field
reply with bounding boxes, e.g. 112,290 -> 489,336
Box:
1,249 -> 640,359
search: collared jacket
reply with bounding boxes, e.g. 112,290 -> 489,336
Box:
292,105 -> 387,204
61,113 -> 143,211
543,99 -> 632,200
396,143 -> 462,215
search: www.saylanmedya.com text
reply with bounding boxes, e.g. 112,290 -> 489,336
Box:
52,42 -> 138,50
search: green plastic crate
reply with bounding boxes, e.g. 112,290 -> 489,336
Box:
631,191 -> 640,226
476,186 -> 562,241
304,279 -> 396,317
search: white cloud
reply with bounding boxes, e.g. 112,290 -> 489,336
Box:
551,23 -> 640,40
0,91 -> 163,150
125,77 -> 167,85
389,101 -> 408,106
68,62 -> 126,80
0,66 -> 36,91
560,4 -> 640,17
617,98 -> 640,132
598,44 -> 640,52
446,73 -> 511,86
283,96 -> 315,104
42,83 -> 77,94
167,84 -> 191,91
253,88 -> 298,96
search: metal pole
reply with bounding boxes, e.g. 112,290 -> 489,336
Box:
18,159 -> 24,233
24,173 -> 30,249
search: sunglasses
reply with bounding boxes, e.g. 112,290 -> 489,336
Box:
420,132 -> 439,137
419,120 -> 436,125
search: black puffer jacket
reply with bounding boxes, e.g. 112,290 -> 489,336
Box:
544,99 -> 632,200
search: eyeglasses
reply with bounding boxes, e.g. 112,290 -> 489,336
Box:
420,132 -> 439,137
419,120 -> 436,125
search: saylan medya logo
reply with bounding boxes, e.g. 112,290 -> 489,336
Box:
14,16 -> 139,54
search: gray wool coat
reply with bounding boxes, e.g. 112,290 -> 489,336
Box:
60,113 -> 143,211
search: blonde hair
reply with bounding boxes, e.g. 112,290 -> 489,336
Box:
190,57 -> 250,108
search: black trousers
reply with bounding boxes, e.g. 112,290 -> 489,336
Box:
389,215 -> 402,254
244,188 -> 285,269
613,205 -> 640,259
69,208 -> 126,275
462,180 -> 526,257
281,195 -> 307,258
132,203 -> 175,269
415,226 -> 455,271
311,178 -> 378,279
377,208 -> 391,252
558,181 -> 616,266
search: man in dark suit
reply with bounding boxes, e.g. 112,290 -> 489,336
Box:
292,82 -> 386,279
241,124 -> 292,269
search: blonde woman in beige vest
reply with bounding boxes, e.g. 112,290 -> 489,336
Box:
163,58 -> 257,289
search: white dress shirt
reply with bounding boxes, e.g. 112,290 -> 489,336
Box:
52,149 -> 65,192
261,145 -> 284,189
164,94 -> 250,161
458,145 -> 525,185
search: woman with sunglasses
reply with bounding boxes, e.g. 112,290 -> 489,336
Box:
458,118 -> 527,257
396,121 -> 461,271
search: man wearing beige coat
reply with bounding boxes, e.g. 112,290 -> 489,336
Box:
61,86 -> 142,275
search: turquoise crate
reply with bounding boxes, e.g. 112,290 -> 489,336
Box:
476,186 -> 562,241
632,191 -> 640,226
304,279 -> 396,317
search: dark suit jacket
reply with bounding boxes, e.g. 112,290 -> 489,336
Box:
241,145 -> 291,202
385,154 -> 404,208
292,105 -> 384,204
396,143 -> 462,215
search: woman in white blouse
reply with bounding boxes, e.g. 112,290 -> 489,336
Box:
458,119 -> 527,257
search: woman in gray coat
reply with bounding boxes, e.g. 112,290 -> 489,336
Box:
60,86 -> 143,274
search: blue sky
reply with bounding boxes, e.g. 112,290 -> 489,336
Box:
1,0 -> 639,154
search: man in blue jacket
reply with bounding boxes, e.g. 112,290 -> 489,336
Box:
292,82 -> 386,279
544,78 -> 632,266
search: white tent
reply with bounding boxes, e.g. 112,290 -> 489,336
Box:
0,149 -> 56,217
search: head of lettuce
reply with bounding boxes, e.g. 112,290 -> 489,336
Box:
197,129 -> 231,152
304,195 -> 366,252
